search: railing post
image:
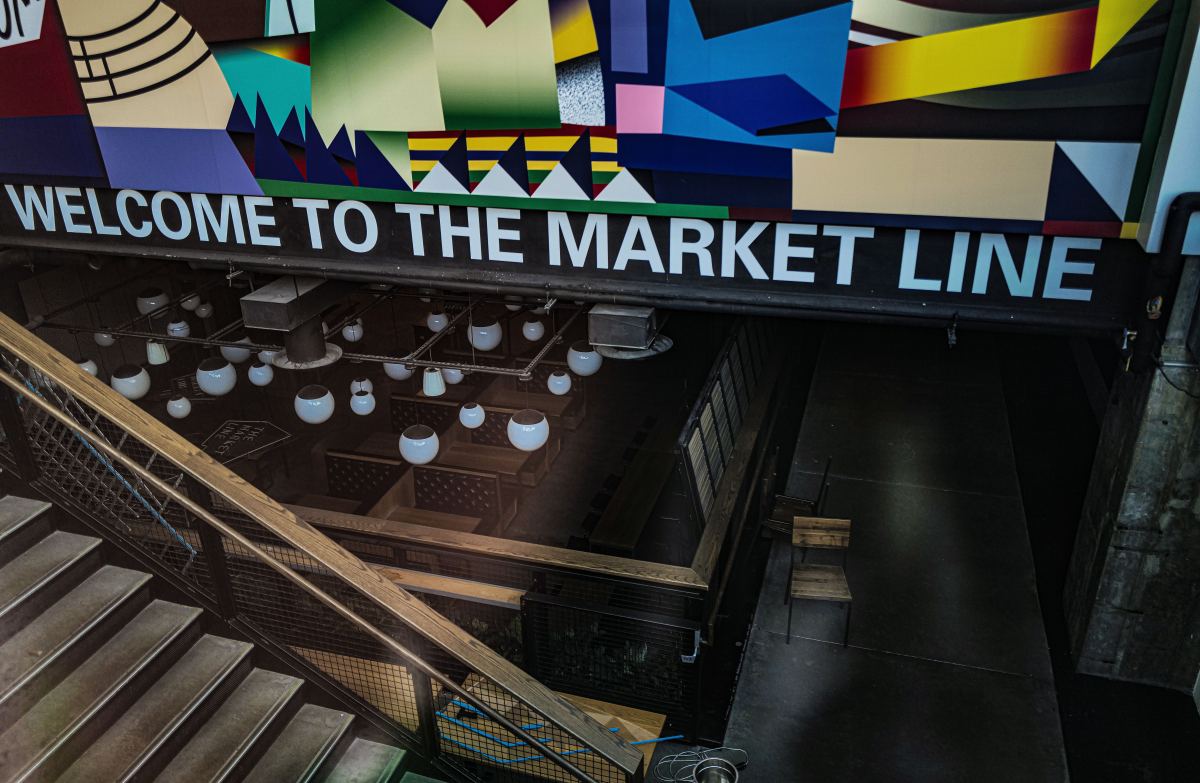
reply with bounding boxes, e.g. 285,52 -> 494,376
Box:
0,383 -> 38,482
411,668 -> 443,759
183,476 -> 240,620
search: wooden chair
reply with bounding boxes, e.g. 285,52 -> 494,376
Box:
763,456 -> 832,536
787,564 -> 852,647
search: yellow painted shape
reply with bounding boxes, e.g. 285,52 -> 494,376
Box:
591,160 -> 620,173
524,136 -> 579,152
467,136 -> 518,152
1120,221 -> 1140,239
1092,0 -> 1157,66
589,136 -> 617,153
408,136 -> 458,151
552,1 -> 599,63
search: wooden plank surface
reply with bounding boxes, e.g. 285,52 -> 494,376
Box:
0,312 -> 644,779
374,565 -> 525,609
791,564 -> 852,602
792,516 -> 852,550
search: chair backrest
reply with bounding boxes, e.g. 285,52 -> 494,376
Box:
325,450 -> 407,510
390,394 -> 458,434
413,464 -> 504,524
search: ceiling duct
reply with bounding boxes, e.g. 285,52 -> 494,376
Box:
240,276 -> 355,368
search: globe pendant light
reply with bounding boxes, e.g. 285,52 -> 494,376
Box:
342,318 -> 364,343
220,337 -> 253,364
459,403 -> 485,429
258,349 -> 279,365
76,358 -> 98,377
547,371 -> 572,396
350,389 -> 377,416
110,364 -> 151,401
350,377 -> 373,395
146,340 -> 170,366
180,293 -> 200,311
295,384 -> 335,424
422,367 -> 446,397
508,409 -> 549,452
247,361 -> 274,387
384,362 -> 414,381
135,287 -> 169,316
195,357 -> 236,397
521,319 -> 545,342
399,424 -> 439,465
567,341 -> 603,377
503,295 -> 523,312
468,319 -> 502,351
167,318 -> 190,339
442,367 -> 464,385
426,311 -> 448,333
166,395 -> 192,419
94,332 -> 116,348
194,301 -> 214,319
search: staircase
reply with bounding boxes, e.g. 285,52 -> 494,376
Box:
0,494 -> 445,783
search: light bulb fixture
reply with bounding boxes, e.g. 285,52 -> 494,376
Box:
507,409 -> 549,452
180,293 -> 200,311
468,319 -> 502,352
167,318 -> 191,339
442,367 -> 464,385
350,389 -> 377,416
459,403 -> 485,430
195,357 -> 236,396
426,311 -> 449,333
342,319 -> 364,343
258,349 -> 279,365
220,337 -> 253,364
146,340 -> 170,366
135,287 -> 169,316
422,367 -> 446,397
76,358 -> 99,377
547,371 -> 572,396
384,362 -> 414,381
521,319 -> 545,342
194,302 -> 214,319
247,361 -> 274,387
166,395 -> 192,419
399,424 -> 439,465
567,341 -> 603,377
110,364 -> 151,401
94,332 -> 116,348
350,377 -> 373,395
295,384 -> 335,424
503,295 -> 523,312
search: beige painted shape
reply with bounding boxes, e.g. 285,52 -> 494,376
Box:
58,0 -> 174,46
791,137 -> 1056,221
86,56 -> 235,130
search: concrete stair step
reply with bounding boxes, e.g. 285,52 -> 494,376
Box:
0,530 -> 101,632
0,496 -> 52,568
245,703 -> 355,783
322,738 -> 408,783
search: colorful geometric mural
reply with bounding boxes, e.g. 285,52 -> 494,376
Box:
0,0 -> 1180,236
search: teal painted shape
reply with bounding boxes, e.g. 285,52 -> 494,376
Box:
214,47 -> 311,135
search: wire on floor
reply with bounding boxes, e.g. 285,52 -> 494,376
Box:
653,746 -> 748,782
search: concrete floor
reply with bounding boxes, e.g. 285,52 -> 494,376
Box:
720,325 -> 1068,782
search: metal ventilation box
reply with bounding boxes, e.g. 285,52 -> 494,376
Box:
588,304 -> 658,349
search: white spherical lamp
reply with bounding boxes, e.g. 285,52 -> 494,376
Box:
167,318 -> 191,339
166,395 -> 192,419
135,287 -> 169,316
422,367 -> 446,397
507,409 -> 549,452
94,332 -> 116,348
258,349 -> 279,365
350,389 -> 377,416
459,403 -> 485,430
110,364 -> 150,401
295,384 -> 335,425
76,358 -> 98,377
342,319 -> 364,343
468,320 -> 502,351
247,361 -> 274,387
521,319 -> 545,342
426,311 -> 448,333
503,295 -> 523,312
196,357 -> 236,397
350,377 -> 373,395
180,293 -> 200,311
442,367 -> 464,385
547,371 -> 572,396
194,302 -> 214,319
221,337 -> 253,364
384,362 -> 414,381
567,341 -> 603,377
399,424 -> 439,465
146,340 -> 170,366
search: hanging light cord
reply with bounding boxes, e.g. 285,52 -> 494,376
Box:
653,746 -> 748,782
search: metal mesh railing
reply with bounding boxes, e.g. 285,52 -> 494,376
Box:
0,322 -> 644,783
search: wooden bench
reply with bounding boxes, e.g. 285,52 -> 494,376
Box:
361,424 -> 544,488
478,383 -> 584,432
788,564 -> 852,647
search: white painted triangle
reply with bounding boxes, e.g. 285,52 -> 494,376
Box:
415,162 -> 469,195
532,163 -> 590,200
1057,141 -> 1139,219
473,164 -> 530,198
595,168 -> 654,203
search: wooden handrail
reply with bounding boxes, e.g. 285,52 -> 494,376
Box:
0,312 -> 644,781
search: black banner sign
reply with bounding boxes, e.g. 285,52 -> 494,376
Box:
0,184 -> 1146,331
200,419 -> 291,465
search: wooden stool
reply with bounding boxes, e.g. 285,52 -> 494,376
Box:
784,516 -> 852,603
787,564 -> 852,647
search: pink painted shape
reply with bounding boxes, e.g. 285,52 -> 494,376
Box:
616,84 -> 665,134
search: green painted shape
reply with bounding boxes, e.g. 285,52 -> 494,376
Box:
213,47 -> 311,134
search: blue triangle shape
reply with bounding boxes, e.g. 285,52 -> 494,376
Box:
355,131 -> 411,191
1046,146 -> 1118,222
558,130 -> 593,195
304,110 -> 352,186
329,127 -> 355,163
497,135 -> 530,193
253,97 -> 303,181
671,75 -> 833,135
385,0 -> 448,27
438,134 -> 471,191
279,107 -> 305,146
227,95 -> 254,134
